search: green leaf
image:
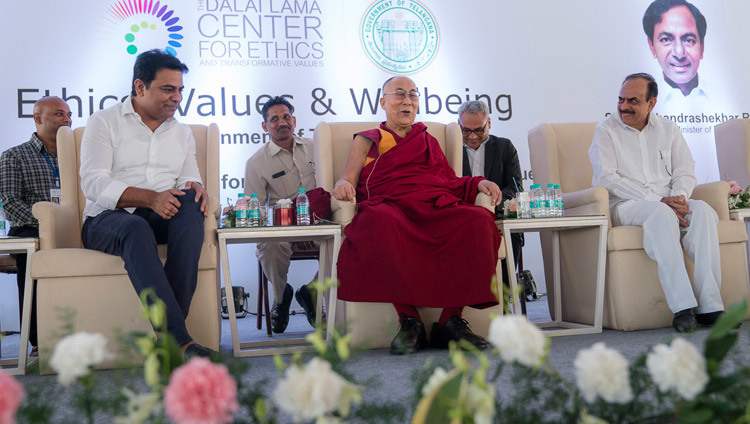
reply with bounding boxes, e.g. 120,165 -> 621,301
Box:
677,407 -> 714,423
706,300 -> 746,341
412,369 -> 464,424
704,333 -> 738,364
702,374 -> 743,395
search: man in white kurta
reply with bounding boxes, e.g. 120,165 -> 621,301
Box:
589,72 -> 723,332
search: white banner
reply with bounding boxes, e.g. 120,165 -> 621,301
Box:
1,0 -> 747,328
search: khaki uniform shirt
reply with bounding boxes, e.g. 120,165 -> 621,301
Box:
244,136 -> 316,205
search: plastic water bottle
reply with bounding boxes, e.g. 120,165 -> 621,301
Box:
546,183 -> 556,217
530,184 -> 543,218
554,184 -> 564,217
0,202 -> 6,237
296,188 -> 310,226
235,193 -> 249,227
248,193 -> 261,227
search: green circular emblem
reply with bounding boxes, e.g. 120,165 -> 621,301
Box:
361,0 -> 440,75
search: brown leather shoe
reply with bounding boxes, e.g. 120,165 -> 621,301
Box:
430,315 -> 489,350
389,315 -> 428,355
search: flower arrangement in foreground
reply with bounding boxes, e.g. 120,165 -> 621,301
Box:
3,282 -> 750,423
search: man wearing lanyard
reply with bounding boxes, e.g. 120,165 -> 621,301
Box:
0,96 -> 72,354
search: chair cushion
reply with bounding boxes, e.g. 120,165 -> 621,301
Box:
607,220 -> 747,251
31,243 -> 216,278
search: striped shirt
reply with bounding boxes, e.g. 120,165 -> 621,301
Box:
0,133 -> 58,228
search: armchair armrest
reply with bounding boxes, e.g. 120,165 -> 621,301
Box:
32,201 -> 80,250
474,192 -> 493,212
691,181 -> 729,220
562,187 -> 611,219
331,197 -> 356,228
209,195 -> 220,219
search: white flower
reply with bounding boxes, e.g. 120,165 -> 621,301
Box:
488,315 -> 547,367
113,388 -> 161,424
646,338 -> 708,400
574,342 -> 633,404
421,367 -> 449,397
273,357 -> 362,423
50,332 -> 112,385
465,383 -> 496,424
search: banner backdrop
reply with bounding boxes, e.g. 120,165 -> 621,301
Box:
1,1 -> 748,327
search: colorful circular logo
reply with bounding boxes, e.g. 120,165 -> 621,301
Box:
361,0 -> 440,75
106,0 -> 184,56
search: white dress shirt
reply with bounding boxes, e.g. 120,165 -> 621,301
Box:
463,136 -> 489,177
589,113 -> 697,208
80,97 -> 202,218
657,76 -> 712,113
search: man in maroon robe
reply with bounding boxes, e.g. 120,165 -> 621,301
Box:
333,76 -> 503,354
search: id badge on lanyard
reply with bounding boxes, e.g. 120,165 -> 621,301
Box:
50,177 -> 61,204
41,151 -> 61,204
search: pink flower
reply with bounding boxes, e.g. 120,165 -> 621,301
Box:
0,370 -> 24,424
509,201 -> 517,212
729,184 -> 742,195
164,357 -> 238,424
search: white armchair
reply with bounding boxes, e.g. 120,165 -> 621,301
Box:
31,124 -> 222,372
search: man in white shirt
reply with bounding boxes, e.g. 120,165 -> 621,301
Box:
79,49 -> 214,358
643,0 -> 708,103
244,96 -> 318,333
589,72 -> 724,332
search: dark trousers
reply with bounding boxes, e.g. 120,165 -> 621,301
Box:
81,190 -> 204,345
501,233 -> 524,287
9,225 -> 39,347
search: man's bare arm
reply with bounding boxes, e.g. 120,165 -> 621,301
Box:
332,135 -> 373,202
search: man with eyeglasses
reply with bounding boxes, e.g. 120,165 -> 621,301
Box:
589,73 -> 724,333
459,100 -> 523,288
333,76 -> 503,355
244,96 -> 319,333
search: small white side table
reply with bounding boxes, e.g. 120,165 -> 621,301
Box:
217,225 -> 342,357
496,215 -> 608,336
0,237 -> 38,375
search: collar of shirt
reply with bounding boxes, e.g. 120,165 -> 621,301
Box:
119,95 -> 177,127
614,112 -> 657,133
30,132 -> 58,158
268,138 -> 294,157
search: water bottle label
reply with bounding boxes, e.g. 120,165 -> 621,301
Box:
249,210 -> 260,219
237,210 -> 247,219
297,205 -> 308,215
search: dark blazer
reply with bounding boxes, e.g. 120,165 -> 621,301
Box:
463,134 -> 524,271
462,134 -> 522,202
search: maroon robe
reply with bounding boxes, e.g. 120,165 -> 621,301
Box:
337,122 -> 501,308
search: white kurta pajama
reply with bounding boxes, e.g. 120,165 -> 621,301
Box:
589,113 -> 723,314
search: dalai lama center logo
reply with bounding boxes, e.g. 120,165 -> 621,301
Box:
361,0 -> 440,75
102,0 -> 185,56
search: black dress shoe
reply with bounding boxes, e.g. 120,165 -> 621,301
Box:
184,343 -> 218,360
430,315 -> 489,350
295,284 -> 317,328
271,284 -> 294,334
696,310 -> 724,326
673,309 -> 697,333
390,315 -> 428,355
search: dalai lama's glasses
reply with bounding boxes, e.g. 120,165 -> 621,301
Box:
460,124 -> 488,137
384,89 -> 420,102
